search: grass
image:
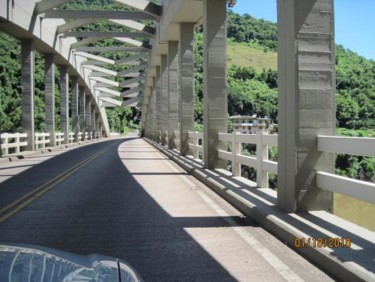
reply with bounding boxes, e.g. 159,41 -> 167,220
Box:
227,41 -> 277,72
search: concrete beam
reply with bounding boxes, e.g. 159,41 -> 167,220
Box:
59,65 -> 69,144
90,77 -> 119,88
57,19 -> 96,34
121,87 -> 144,98
118,65 -> 147,77
44,10 -> 156,20
21,40 -> 35,151
71,37 -> 106,49
79,87 -> 86,140
114,37 -> 152,50
96,87 -> 121,97
168,42 -> 179,150
277,0 -> 335,212
115,0 -> 162,19
74,52 -> 115,65
44,53 -> 55,147
110,20 -> 156,35
99,97 -> 122,107
122,97 -> 141,107
75,47 -> 146,53
120,76 -> 145,87
83,65 -> 118,77
203,0 -> 227,169
71,76 -> 79,142
179,23 -> 195,156
116,54 -> 149,65
62,31 -> 153,39
35,0 -> 72,14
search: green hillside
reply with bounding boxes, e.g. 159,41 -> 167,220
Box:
227,41 -> 277,71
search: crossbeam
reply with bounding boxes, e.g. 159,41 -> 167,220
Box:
74,52 -> 115,65
121,86 -> 144,97
116,53 -> 149,65
44,10 -> 156,20
115,0 -> 162,19
57,19 -> 96,34
96,87 -> 121,97
120,76 -> 145,87
122,97 -> 141,107
35,0 -> 72,14
75,47 -> 146,53
62,31 -> 153,39
118,65 -> 147,77
83,65 -> 118,76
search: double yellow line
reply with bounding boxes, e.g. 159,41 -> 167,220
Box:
0,145 -> 112,222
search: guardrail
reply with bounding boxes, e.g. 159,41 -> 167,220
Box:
188,131 -> 203,160
317,135 -> 375,204
55,132 -> 64,146
218,131 -> 277,187
0,133 -> 28,156
35,133 -> 50,150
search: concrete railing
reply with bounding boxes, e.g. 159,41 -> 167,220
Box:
185,132 -> 375,204
0,133 -> 28,156
188,131 -> 203,160
35,133 -> 50,150
55,133 -> 64,146
218,131 -> 278,187
317,135 -> 375,204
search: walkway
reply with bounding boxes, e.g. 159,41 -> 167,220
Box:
0,137 -> 333,281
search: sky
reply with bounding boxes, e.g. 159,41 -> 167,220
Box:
230,0 -> 375,61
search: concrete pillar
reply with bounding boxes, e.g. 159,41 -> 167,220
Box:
277,0 -> 335,212
85,97 -> 91,139
179,23 -> 195,156
96,114 -> 100,138
71,76 -> 79,142
160,55 -> 169,146
44,53 -> 55,147
91,105 -> 96,139
59,66 -> 69,144
168,41 -> 179,150
203,0 -> 228,169
79,86 -> 86,140
155,68 -> 161,143
21,39 -> 35,151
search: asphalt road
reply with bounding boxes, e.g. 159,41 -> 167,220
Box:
0,137 -> 334,281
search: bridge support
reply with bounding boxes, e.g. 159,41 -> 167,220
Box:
44,53 -> 55,147
79,86 -> 86,140
91,105 -> 96,139
155,67 -> 161,143
203,0 -> 228,169
59,66 -> 69,144
168,41 -> 178,150
160,54 -> 169,146
178,23 -> 195,156
21,39 -> 35,151
277,0 -> 335,212
71,76 -> 79,142
85,97 -> 91,139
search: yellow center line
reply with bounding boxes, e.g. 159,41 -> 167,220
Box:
0,145 -> 113,222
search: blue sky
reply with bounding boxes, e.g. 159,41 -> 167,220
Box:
230,0 -> 375,60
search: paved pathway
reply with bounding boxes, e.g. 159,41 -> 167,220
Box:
0,137 -> 333,281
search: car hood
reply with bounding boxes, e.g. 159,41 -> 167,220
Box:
0,244 -> 142,282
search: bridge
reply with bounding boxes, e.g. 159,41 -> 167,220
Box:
0,0 -> 374,281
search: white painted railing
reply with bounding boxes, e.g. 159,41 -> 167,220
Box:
0,133 -> 28,155
78,132 -> 83,141
68,132 -> 75,144
218,131 -> 278,187
317,135 -> 375,204
188,131 -> 203,160
55,132 -> 64,146
35,133 -> 50,150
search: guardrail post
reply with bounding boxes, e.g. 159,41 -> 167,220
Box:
256,131 -> 268,187
15,133 -> 20,154
232,132 -> 241,177
3,134 -> 9,155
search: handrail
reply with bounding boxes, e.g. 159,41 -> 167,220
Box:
0,133 -> 28,156
317,134 -> 375,204
35,133 -> 50,150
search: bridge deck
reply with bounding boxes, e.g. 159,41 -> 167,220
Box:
0,136 -> 334,281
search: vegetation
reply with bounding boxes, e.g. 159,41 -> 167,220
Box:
0,5 -> 373,183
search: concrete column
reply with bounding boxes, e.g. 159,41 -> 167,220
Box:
203,0 -> 228,169
160,55 -> 169,146
155,68 -> 161,143
91,105 -> 96,139
277,0 -> 335,212
168,41 -> 179,150
85,97 -> 91,139
44,53 -> 55,147
79,86 -> 86,140
179,23 -> 195,156
71,76 -> 79,142
96,114 -> 100,138
21,39 -> 35,151
59,66 -> 69,144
